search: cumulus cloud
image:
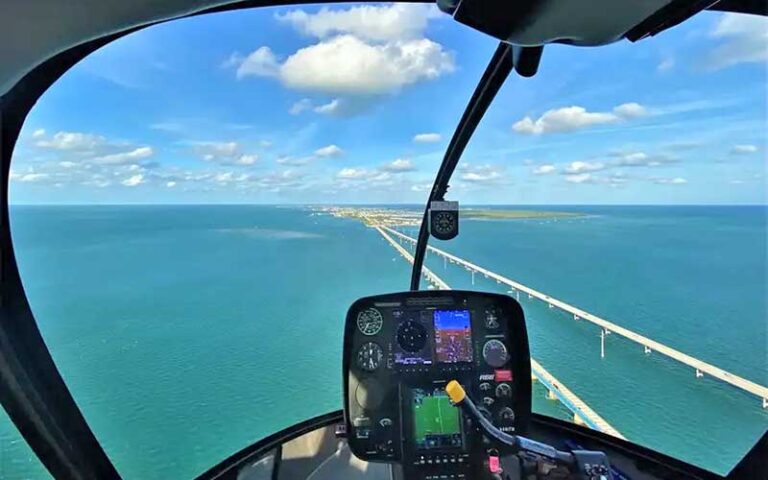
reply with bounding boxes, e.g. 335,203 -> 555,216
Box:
657,58 -> 675,72
35,131 -> 106,151
192,141 -> 259,166
381,158 -> 415,172
229,4 -> 453,96
93,146 -> 154,165
458,164 -> 506,184
564,173 -> 627,187
533,164 -> 556,175
32,129 -> 46,138
564,161 -> 606,174
277,155 -> 313,166
336,167 -> 370,179
611,151 -> 677,167
731,144 -> 758,154
121,174 -> 144,187
289,98 -> 313,115
705,13 -> 768,70
314,144 -> 344,157
512,103 -> 645,135
276,4 -> 437,42
565,173 -> 592,184
413,133 -> 441,143
654,177 -> 688,185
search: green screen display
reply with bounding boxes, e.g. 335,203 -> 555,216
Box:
412,388 -> 462,450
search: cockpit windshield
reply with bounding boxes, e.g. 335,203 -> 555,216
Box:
3,3 -> 766,480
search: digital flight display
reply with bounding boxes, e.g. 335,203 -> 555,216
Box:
433,310 -> 473,363
394,311 -> 433,365
412,388 -> 463,450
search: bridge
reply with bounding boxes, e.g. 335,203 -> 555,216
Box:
378,225 -> 768,410
375,226 -> 626,439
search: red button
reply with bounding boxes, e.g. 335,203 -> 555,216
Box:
495,370 -> 513,382
489,455 -> 501,473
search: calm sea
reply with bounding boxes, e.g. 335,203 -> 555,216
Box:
1,205 -> 766,479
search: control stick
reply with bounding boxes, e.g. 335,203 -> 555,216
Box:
445,381 -> 613,480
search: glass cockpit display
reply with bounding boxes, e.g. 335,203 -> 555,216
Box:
433,310 -> 473,363
412,388 -> 463,450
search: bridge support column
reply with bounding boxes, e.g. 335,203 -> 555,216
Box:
763,398 -> 767,409
546,389 -> 557,400
600,330 -> 605,359
696,369 -> 703,378
573,414 -> 586,426
548,303 -> 553,309
444,256 -> 447,269
471,271 -> 475,285
644,346 -> 651,354
573,314 -> 579,321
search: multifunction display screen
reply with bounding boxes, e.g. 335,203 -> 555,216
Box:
433,310 -> 473,363
412,388 -> 463,450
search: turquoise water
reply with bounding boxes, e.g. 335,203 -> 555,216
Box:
1,205 -> 766,479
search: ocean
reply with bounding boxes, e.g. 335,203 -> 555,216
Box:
1,205 -> 766,479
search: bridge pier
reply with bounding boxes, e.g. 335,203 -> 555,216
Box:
546,389 -> 557,400
644,346 -> 652,354
444,256 -> 447,269
548,303 -> 553,309
471,270 -> 475,285
573,314 -> 579,321
763,398 -> 767,409
600,330 -> 606,359
696,368 -> 704,378
573,414 -> 586,426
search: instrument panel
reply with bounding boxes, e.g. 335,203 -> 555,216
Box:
343,290 -> 531,479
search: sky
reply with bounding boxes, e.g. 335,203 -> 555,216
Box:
9,4 -> 768,205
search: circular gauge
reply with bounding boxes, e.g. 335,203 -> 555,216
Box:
357,308 -> 383,336
482,339 -> 509,367
396,320 -> 427,353
498,407 -> 515,424
434,212 -> 456,235
484,310 -> 500,329
357,342 -> 383,372
495,383 -> 512,398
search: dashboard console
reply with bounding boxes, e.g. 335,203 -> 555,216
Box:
343,290 -> 531,479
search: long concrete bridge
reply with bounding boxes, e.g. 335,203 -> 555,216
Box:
379,225 -> 768,410
375,226 -> 626,439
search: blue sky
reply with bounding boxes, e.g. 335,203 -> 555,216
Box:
9,4 -> 767,204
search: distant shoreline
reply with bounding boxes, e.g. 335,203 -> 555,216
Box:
461,209 -> 583,220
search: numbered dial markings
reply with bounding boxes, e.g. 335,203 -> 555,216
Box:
357,342 -> 384,372
357,308 -> 383,336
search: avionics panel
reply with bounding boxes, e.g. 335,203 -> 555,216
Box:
343,290 -> 531,478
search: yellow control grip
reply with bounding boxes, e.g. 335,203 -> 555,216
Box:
445,380 -> 466,404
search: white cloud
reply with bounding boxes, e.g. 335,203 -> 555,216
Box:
336,167 -> 369,179
613,102 -> 647,119
533,164 -> 556,175
512,103 -> 646,135
192,141 -> 259,166
233,35 -> 454,95
59,161 -> 77,168
458,164 -> 506,184
277,155 -> 313,166
121,174 -> 144,187
565,161 -> 605,174
565,173 -> 592,184
381,158 -> 415,172
36,131 -> 106,151
612,151 -> 677,167
276,4 -> 436,42
706,13 -> 768,70
259,140 -> 273,148
731,144 -> 758,154
235,154 -> 258,165
290,98 -> 313,115
314,98 -> 341,115
657,58 -> 675,72
235,47 -> 280,79
93,146 -> 154,165
166,181 -> 177,188
314,144 -> 344,157
282,36 -> 454,95
654,177 -> 688,185
32,128 -> 46,138
413,133 -> 441,143
411,183 -> 432,192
